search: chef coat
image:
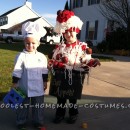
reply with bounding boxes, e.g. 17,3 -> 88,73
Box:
12,50 -> 48,97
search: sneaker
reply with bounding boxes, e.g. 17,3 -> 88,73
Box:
67,115 -> 78,124
53,116 -> 64,124
17,123 -> 26,130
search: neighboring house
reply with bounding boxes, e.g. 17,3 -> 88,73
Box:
0,1 -> 53,34
69,0 -> 110,46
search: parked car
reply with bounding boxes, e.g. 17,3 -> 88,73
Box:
0,33 -> 3,41
0,33 -> 24,43
40,34 -> 61,44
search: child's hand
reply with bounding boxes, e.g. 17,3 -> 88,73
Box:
86,48 -> 92,54
12,83 -> 18,88
92,59 -> 101,67
43,82 -> 47,91
87,58 -> 101,67
48,59 -> 53,70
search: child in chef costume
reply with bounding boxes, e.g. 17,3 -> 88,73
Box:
48,10 -> 101,124
12,21 -> 48,129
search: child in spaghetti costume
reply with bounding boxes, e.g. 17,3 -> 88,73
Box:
12,21 -> 48,129
48,10 -> 101,124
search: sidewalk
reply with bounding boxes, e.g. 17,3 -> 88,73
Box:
0,58 -> 130,130
93,53 -> 130,62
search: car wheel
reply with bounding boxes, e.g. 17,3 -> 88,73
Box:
49,40 -> 54,44
6,38 -> 13,44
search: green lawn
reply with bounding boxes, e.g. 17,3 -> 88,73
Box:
0,43 -> 55,93
0,42 -> 114,100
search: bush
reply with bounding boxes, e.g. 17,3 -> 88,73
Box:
106,28 -> 130,50
97,40 -> 109,53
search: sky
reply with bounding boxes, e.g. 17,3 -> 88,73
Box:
0,0 -> 68,25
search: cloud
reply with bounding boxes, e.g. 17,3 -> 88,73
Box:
42,13 -> 56,26
42,13 -> 57,19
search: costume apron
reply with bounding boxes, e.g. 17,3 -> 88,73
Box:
49,69 -> 86,99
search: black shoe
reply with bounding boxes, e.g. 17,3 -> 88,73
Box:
53,116 -> 64,124
67,115 -> 78,124
33,123 -> 44,129
17,123 -> 26,130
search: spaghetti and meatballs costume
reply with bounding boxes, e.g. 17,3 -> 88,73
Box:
48,10 -> 100,124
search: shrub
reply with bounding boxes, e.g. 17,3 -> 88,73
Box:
106,28 -> 130,50
97,40 -> 109,53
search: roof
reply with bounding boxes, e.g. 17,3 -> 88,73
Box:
0,4 -> 53,28
8,17 -> 41,31
0,6 -> 22,17
23,17 -> 40,23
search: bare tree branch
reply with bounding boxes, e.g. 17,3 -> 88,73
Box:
99,0 -> 130,30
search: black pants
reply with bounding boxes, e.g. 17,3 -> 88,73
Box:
55,97 -> 78,117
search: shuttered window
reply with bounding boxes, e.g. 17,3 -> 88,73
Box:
94,20 -> 98,40
88,0 -> 100,6
73,0 -> 83,8
85,21 -> 89,40
86,20 -> 98,40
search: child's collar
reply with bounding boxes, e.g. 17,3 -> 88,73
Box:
65,40 -> 79,47
23,49 -> 37,54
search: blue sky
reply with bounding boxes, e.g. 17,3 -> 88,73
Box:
0,0 -> 67,25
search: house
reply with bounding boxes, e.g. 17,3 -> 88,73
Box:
69,0 -> 109,46
0,1 -> 53,35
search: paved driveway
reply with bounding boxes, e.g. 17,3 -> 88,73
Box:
82,61 -> 130,98
1,59 -> 130,130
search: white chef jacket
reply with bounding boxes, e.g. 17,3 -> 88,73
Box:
12,50 -> 48,97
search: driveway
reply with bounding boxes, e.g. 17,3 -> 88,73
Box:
1,57 -> 130,130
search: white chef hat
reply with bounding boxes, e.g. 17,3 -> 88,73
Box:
22,21 -> 47,43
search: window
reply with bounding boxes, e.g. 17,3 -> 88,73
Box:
88,0 -> 100,6
0,18 -> 3,26
73,0 -> 83,8
85,20 -> 98,40
97,0 -> 100,4
18,31 -> 22,35
94,20 -> 98,40
76,0 -> 83,7
73,0 -> 76,8
88,22 -> 95,40
0,17 -> 8,26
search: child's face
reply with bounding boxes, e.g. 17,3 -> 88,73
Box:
63,30 -> 77,43
24,37 -> 39,52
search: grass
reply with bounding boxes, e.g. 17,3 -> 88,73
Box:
0,42 -> 114,100
92,55 -> 115,61
0,42 -> 55,93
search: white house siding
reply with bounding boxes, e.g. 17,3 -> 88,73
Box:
0,3 -> 53,31
0,5 -> 39,30
71,0 -> 107,45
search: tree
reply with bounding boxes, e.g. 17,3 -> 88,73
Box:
99,0 -> 130,50
64,0 -> 70,10
99,0 -> 130,33
44,27 -> 54,37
